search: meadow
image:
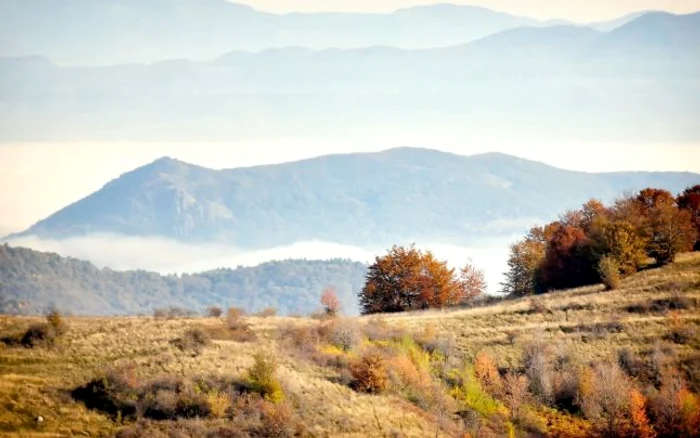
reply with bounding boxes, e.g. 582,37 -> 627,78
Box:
1,253 -> 699,437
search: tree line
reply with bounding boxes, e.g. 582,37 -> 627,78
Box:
357,185 -> 699,314
502,185 -> 700,296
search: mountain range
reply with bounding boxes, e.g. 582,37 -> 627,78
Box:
0,244 -> 367,316
1,11 -> 698,143
0,0 -> 652,66
7,148 -> 700,249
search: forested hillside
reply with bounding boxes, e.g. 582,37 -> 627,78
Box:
0,244 -> 367,316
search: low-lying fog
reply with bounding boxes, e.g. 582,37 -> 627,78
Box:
5,233 -> 515,295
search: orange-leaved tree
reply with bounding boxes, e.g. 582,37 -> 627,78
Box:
359,245 -> 483,315
628,188 -> 695,265
320,286 -> 341,317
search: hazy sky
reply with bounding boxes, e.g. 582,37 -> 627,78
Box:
237,0 -> 700,21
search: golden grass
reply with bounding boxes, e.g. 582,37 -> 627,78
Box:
1,253 -> 699,437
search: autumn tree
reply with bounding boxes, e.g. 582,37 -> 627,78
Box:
501,226 -> 547,296
320,286 -> 341,317
458,260 -> 487,302
359,245 -> 478,315
418,251 -> 461,308
360,245 -> 424,314
677,184 -> 700,250
645,204 -> 696,265
538,224 -> 598,291
624,188 -> 696,265
589,218 -> 646,276
580,199 -> 609,234
635,188 -> 676,214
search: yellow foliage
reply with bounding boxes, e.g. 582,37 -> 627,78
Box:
206,390 -> 231,419
474,351 -> 502,395
538,407 -> 592,438
678,386 -> 700,437
450,366 -> 506,418
248,351 -> 285,403
320,344 -> 345,356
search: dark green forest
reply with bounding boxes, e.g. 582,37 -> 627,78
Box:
0,244 -> 367,316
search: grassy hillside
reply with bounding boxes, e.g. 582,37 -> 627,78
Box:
1,253 -> 699,437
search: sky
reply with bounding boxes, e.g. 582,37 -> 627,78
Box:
236,0 -> 700,21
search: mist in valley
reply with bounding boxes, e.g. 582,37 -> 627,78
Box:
3,233 -> 514,296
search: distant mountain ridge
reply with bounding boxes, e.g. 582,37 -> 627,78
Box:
0,0 -> 658,65
0,244 -> 368,316
8,148 -> 700,249
1,11 -> 698,143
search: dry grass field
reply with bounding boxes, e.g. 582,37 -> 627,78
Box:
1,253 -> 699,437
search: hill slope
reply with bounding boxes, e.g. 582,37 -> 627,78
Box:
10,148 -> 700,248
0,244 -> 367,316
0,253 -> 698,436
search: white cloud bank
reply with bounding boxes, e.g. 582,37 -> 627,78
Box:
5,234 -> 514,295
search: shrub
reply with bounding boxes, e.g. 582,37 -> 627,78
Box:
351,350 -> 389,394
629,389 -> 655,438
666,312 -> 696,345
552,370 -> 579,412
72,364 -> 140,420
206,390 -> 231,419
170,328 -> 210,355
281,324 -> 320,353
17,310 -> 68,348
450,366 -> 503,418
0,331 -> 22,347
207,306 -> 223,318
522,341 -> 554,404
618,348 -> 646,379
598,255 -> 622,290
576,362 -> 633,437
650,371 -> 700,437
528,299 -> 550,315
539,408 -> 593,438
258,400 -> 307,437
387,354 -> 432,402
45,309 -> 67,335
417,324 -> 456,361
474,352 -> 502,396
225,308 -> 256,342
502,372 -> 529,421
256,307 -> 277,318
328,319 -> 362,352
141,389 -> 179,420
247,351 -> 284,403
20,323 -> 58,348
174,390 -> 211,419
153,306 -> 195,319
227,307 -> 246,320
